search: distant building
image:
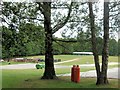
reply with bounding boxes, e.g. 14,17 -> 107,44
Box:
73,52 -> 93,55
14,58 -> 26,62
0,59 -> 4,62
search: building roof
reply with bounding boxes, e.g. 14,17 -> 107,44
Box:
73,52 -> 93,55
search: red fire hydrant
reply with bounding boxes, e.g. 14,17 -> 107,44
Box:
71,65 -> 80,83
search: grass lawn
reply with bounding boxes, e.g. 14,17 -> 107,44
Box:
56,64 -> 119,75
25,55 -> 81,61
57,55 -> 118,66
0,61 -> 26,66
1,55 -> 119,89
55,67 -> 95,74
2,69 -> 119,88
0,55 -> 82,65
26,55 -> 118,64
1,55 -> 118,66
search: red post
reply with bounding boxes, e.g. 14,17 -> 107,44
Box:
74,65 -> 80,83
71,65 -> 76,82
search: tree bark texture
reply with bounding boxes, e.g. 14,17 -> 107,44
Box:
100,1 -> 109,84
88,2 -> 101,85
38,2 -> 73,79
41,2 -> 56,79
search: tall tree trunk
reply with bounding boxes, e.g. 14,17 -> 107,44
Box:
38,2 -> 73,79
41,2 -> 57,79
100,1 -> 109,84
88,2 -> 101,85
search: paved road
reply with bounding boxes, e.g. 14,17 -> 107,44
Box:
0,62 -> 119,69
0,63 -> 36,69
0,62 -> 119,79
57,67 -> 120,79
0,63 -> 69,69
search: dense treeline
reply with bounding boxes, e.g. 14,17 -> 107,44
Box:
1,2 -> 119,59
53,37 -> 118,56
1,23 -> 45,58
1,24 -> 118,59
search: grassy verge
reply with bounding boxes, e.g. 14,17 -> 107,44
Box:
20,77 -> 119,88
0,55 -> 81,66
0,61 -> 27,66
2,69 -> 119,88
55,67 -> 96,74
26,55 -> 118,63
25,55 -> 81,61
56,64 -> 119,75
57,56 -> 118,65
108,64 -> 119,68
1,55 -> 118,66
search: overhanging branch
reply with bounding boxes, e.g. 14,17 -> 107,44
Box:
53,38 -> 90,42
53,38 -> 78,42
109,3 -> 120,10
37,2 -> 45,15
51,6 -> 68,9
19,17 -> 44,21
52,2 -> 74,34
53,40 -> 71,51
1,18 -> 11,26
